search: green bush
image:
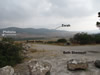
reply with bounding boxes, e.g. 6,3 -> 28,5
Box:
1,37 -> 14,43
0,37 -> 23,68
71,33 -> 100,44
95,34 -> 100,44
73,33 -> 94,44
57,38 -> 67,43
47,41 -> 57,44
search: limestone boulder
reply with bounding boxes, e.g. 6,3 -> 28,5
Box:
67,59 -> 88,71
28,59 -> 51,75
0,66 -> 14,75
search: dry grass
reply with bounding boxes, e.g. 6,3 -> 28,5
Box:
30,49 -> 47,53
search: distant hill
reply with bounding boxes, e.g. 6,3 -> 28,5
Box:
86,30 -> 100,34
0,27 -> 76,39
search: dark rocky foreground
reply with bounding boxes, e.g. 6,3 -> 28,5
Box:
0,44 -> 100,75
0,59 -> 51,75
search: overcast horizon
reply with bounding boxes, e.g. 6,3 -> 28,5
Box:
0,0 -> 100,31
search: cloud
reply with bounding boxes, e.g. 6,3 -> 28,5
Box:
0,0 -> 99,31
45,0 -> 94,17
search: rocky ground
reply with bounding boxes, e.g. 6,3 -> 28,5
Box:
27,44 -> 100,75
1,44 -> 100,75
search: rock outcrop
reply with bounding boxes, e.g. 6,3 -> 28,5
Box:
0,66 -> 14,75
95,60 -> 100,68
28,59 -> 51,75
67,59 -> 88,71
0,59 -> 52,75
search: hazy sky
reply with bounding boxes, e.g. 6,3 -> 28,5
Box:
0,0 -> 100,31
